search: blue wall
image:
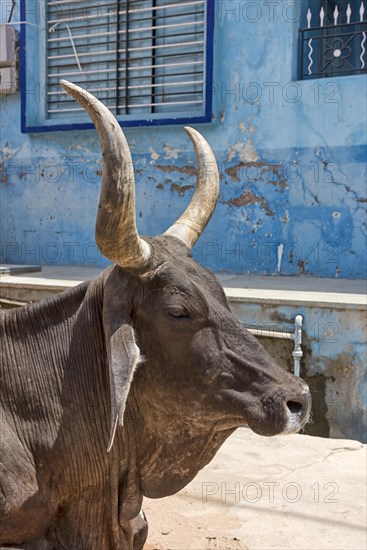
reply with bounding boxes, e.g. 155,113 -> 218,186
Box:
1,1 -> 366,278
229,298 -> 367,443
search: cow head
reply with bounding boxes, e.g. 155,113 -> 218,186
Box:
61,81 -> 311,494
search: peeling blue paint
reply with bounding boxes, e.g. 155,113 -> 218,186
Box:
230,301 -> 367,442
1,2 -> 366,278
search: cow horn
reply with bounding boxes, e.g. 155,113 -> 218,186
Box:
163,127 -> 219,249
60,80 -> 151,270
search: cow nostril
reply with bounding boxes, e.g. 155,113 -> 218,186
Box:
287,400 -> 303,415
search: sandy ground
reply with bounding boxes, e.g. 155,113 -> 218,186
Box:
143,429 -> 366,550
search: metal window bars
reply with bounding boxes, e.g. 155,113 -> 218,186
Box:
299,1 -> 367,79
46,0 -> 208,119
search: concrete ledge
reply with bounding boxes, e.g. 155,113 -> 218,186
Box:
144,429 -> 366,550
216,273 -> 366,309
1,265 -> 366,310
0,266 -> 102,303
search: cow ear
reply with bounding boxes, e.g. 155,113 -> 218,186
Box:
103,270 -> 141,452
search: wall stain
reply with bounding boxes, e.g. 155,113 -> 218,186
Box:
297,259 -> 309,274
225,161 -> 287,191
323,351 -> 364,441
154,164 -> 196,176
1,143 -> 20,185
225,189 -> 275,217
155,178 -> 193,196
1,173 -> 9,185
170,183 -> 193,196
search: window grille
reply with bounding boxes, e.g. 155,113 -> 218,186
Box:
299,1 -> 367,79
21,0 -> 214,131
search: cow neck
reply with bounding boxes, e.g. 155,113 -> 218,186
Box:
124,388 -> 236,499
108,426 -> 143,526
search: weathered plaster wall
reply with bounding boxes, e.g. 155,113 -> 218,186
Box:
1,2 -> 366,277
229,299 -> 367,443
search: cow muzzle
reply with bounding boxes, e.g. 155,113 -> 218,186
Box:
248,379 -> 312,436
283,384 -> 312,434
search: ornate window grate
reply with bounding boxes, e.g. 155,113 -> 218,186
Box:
21,0 -> 214,131
299,1 -> 367,79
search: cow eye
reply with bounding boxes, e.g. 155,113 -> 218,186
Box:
167,307 -> 191,320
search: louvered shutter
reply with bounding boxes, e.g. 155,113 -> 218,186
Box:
21,0 -> 214,131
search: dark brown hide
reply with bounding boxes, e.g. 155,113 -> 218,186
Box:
0,236 -> 310,549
